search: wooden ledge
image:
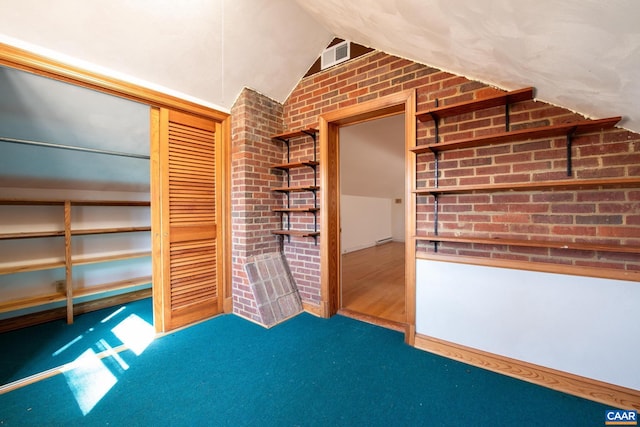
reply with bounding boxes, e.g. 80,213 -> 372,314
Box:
416,87 -> 534,122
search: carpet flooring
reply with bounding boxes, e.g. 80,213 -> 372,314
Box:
0,309 -> 612,426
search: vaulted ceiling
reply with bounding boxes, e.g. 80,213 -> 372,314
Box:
0,0 -> 639,134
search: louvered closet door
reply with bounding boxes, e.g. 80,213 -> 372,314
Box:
157,109 -> 221,331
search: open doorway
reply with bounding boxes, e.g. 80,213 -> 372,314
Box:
339,114 -> 406,325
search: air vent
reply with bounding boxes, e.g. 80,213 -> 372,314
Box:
321,40 -> 350,70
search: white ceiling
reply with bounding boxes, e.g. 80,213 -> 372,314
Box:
0,0 -> 639,134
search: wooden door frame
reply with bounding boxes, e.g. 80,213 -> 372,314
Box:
319,89 -> 416,344
0,42 -> 232,330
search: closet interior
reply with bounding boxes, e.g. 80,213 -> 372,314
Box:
0,65 -> 152,331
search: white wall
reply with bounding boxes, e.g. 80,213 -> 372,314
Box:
340,114 -> 405,252
341,195 -> 392,253
416,259 -> 640,390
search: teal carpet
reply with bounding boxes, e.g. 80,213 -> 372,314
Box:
1,311 -> 611,426
0,298 -> 153,385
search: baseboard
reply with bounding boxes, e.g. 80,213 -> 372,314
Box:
337,308 -> 406,332
0,288 -> 152,333
303,301 -> 324,317
223,296 -> 233,313
414,333 -> 640,411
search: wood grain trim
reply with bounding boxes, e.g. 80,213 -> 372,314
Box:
416,252 -> 640,283
303,301 -> 324,317
0,42 -> 228,121
320,90 -> 416,342
414,333 -> 640,411
404,90 -> 417,346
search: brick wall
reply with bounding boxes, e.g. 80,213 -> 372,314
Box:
230,88 -> 284,321
231,49 -> 640,316
282,50 -> 640,278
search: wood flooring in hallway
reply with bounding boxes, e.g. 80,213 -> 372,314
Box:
340,241 -> 405,325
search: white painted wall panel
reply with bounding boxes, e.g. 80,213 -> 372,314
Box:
341,195 -> 392,253
416,259 -> 640,390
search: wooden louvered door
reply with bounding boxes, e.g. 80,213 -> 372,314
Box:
154,109 -> 221,332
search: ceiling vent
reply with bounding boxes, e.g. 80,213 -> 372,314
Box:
321,40 -> 350,70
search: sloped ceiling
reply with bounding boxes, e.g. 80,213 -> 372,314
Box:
0,0 -> 639,134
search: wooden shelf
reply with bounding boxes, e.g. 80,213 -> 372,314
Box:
0,260 -> 65,275
1,199 -> 152,323
0,292 -> 66,314
411,116 -> 621,154
0,230 -> 65,240
272,207 -> 319,213
272,230 -> 320,238
72,251 -> 152,266
414,177 -> 640,195
271,128 -> 318,141
0,199 -> 149,206
416,87 -> 534,122
73,276 -> 152,299
271,185 -> 319,193
416,252 -> 640,283
415,235 -> 640,254
71,226 -> 151,236
272,160 -> 319,170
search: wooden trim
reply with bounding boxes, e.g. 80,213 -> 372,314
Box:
0,42 -> 228,121
416,235 -> 640,255
416,252 -> 640,283
220,117 -> 232,312
414,334 -> 640,411
64,201 -> 73,324
405,91 -> 417,346
320,90 -> 416,343
338,308 -> 406,333
415,176 -> 640,195
152,107 -> 168,333
302,301 -> 324,317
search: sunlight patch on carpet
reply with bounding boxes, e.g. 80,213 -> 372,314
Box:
111,314 -> 155,356
63,349 -> 117,415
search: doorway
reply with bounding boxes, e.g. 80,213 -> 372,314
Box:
339,114 -> 406,325
319,90 -> 417,342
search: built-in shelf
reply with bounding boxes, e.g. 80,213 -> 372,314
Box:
411,116 -> 621,154
0,230 -> 65,240
272,230 -> 320,238
416,87 -> 534,122
0,260 -> 66,276
73,276 -> 152,299
72,251 -> 152,266
272,207 -> 319,213
271,128 -> 320,244
0,293 -> 67,314
271,128 -> 318,141
71,226 -> 151,236
271,185 -> 319,193
416,252 -> 640,283
410,84 -> 638,284
0,199 -> 152,324
0,199 -> 149,206
414,177 -> 640,195
272,160 -> 319,170
415,235 -> 640,255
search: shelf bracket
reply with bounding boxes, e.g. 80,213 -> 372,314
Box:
429,148 -> 440,189
432,98 -> 440,144
301,129 -> 318,163
505,102 -> 511,132
430,192 -> 439,253
566,127 -> 577,177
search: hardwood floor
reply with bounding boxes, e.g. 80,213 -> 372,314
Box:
341,242 -> 405,324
